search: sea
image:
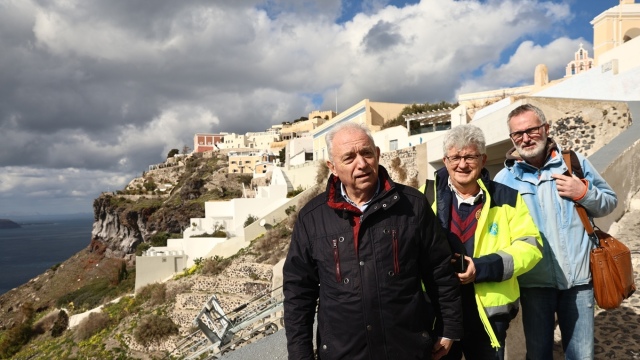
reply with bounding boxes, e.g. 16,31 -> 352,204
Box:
0,214 -> 95,296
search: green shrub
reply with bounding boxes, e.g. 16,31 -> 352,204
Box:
0,322 -> 33,358
149,231 -> 170,246
287,185 -> 304,198
103,296 -> 139,323
200,256 -> 232,276
143,179 -> 157,192
136,242 -> 151,256
133,314 -> 179,346
167,148 -> 179,158
136,283 -> 167,306
51,310 -> 69,337
236,174 -> 253,186
75,311 -> 111,341
244,214 -> 258,227
285,205 -> 296,216
56,271 -> 134,311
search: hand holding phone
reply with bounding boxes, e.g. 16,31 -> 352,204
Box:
451,253 -> 468,273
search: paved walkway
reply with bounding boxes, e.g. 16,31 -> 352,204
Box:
588,194 -> 640,359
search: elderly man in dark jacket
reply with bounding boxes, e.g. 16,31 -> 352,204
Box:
283,122 -> 463,360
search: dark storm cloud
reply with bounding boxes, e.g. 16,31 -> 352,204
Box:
0,0 -> 580,215
362,20 -> 405,53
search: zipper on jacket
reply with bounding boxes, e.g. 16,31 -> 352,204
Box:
332,239 -> 342,282
392,229 -> 400,274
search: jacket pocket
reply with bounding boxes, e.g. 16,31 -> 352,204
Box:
392,229 -> 400,274
314,235 -> 353,301
380,226 -> 401,277
332,238 -> 342,283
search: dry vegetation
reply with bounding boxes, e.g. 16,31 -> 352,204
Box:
0,156 -> 327,358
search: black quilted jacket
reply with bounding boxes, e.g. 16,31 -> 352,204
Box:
283,166 -> 462,360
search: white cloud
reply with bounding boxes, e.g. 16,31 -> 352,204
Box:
456,37 -> 590,95
0,0 -> 591,214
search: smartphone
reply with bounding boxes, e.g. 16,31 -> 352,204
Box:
452,254 -> 468,273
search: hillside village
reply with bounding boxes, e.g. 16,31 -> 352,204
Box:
0,2 -> 639,359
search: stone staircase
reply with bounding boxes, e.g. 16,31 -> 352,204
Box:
169,255 -> 275,335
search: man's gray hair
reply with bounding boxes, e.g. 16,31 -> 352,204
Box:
507,104 -> 547,126
325,122 -> 375,161
442,124 -> 486,154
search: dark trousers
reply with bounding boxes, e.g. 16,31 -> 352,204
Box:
442,286 -> 511,360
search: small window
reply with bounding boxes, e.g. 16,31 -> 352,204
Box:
389,139 -> 398,151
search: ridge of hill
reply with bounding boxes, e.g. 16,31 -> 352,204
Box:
0,151 -> 317,358
0,219 -> 20,229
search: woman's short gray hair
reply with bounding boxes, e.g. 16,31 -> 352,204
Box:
442,124 -> 486,154
325,122 -> 375,161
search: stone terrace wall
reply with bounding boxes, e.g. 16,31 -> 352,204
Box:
531,98 -> 632,157
380,146 -> 420,187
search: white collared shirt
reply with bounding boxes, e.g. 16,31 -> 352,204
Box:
340,181 -> 380,213
447,177 -> 484,208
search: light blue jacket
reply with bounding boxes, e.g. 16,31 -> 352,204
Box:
494,142 -> 617,289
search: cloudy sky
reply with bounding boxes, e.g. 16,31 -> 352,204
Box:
0,0 -> 614,216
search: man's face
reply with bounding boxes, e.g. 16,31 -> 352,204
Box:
508,110 -> 549,160
443,145 -> 486,191
327,128 -> 380,196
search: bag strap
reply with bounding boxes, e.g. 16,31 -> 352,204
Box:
562,150 -> 597,237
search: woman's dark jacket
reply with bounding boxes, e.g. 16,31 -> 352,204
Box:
283,166 -> 463,360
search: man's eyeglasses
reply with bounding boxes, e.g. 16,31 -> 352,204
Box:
445,154 -> 483,165
509,124 -> 546,142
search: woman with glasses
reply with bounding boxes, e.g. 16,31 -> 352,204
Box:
421,124 -> 542,360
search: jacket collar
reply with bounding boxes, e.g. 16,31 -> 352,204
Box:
326,165 -> 395,215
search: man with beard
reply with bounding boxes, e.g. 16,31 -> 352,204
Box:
283,122 -> 462,360
494,104 -> 617,360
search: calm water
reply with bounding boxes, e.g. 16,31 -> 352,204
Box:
0,215 -> 94,295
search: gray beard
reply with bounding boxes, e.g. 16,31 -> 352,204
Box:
516,137 -> 547,160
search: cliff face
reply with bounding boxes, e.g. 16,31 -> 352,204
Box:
91,196 -> 153,259
89,153 -> 249,263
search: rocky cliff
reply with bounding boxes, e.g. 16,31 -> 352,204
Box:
89,152 -> 251,264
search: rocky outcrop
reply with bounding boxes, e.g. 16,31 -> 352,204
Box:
91,196 -> 150,259
0,219 -> 20,229
89,154 -> 250,263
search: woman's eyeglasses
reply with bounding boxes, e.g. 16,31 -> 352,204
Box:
445,154 -> 482,165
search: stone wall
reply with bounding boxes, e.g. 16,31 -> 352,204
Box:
546,103 -> 631,157
380,146 -> 420,187
530,98 -> 631,157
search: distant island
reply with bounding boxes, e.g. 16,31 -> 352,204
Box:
0,219 -> 21,229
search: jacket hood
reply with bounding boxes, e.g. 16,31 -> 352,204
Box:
504,138 -> 559,168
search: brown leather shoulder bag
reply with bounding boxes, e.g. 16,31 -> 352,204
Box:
563,150 -> 635,309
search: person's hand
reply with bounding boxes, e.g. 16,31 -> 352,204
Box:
432,337 -> 453,360
552,173 -> 586,200
456,255 -> 476,285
